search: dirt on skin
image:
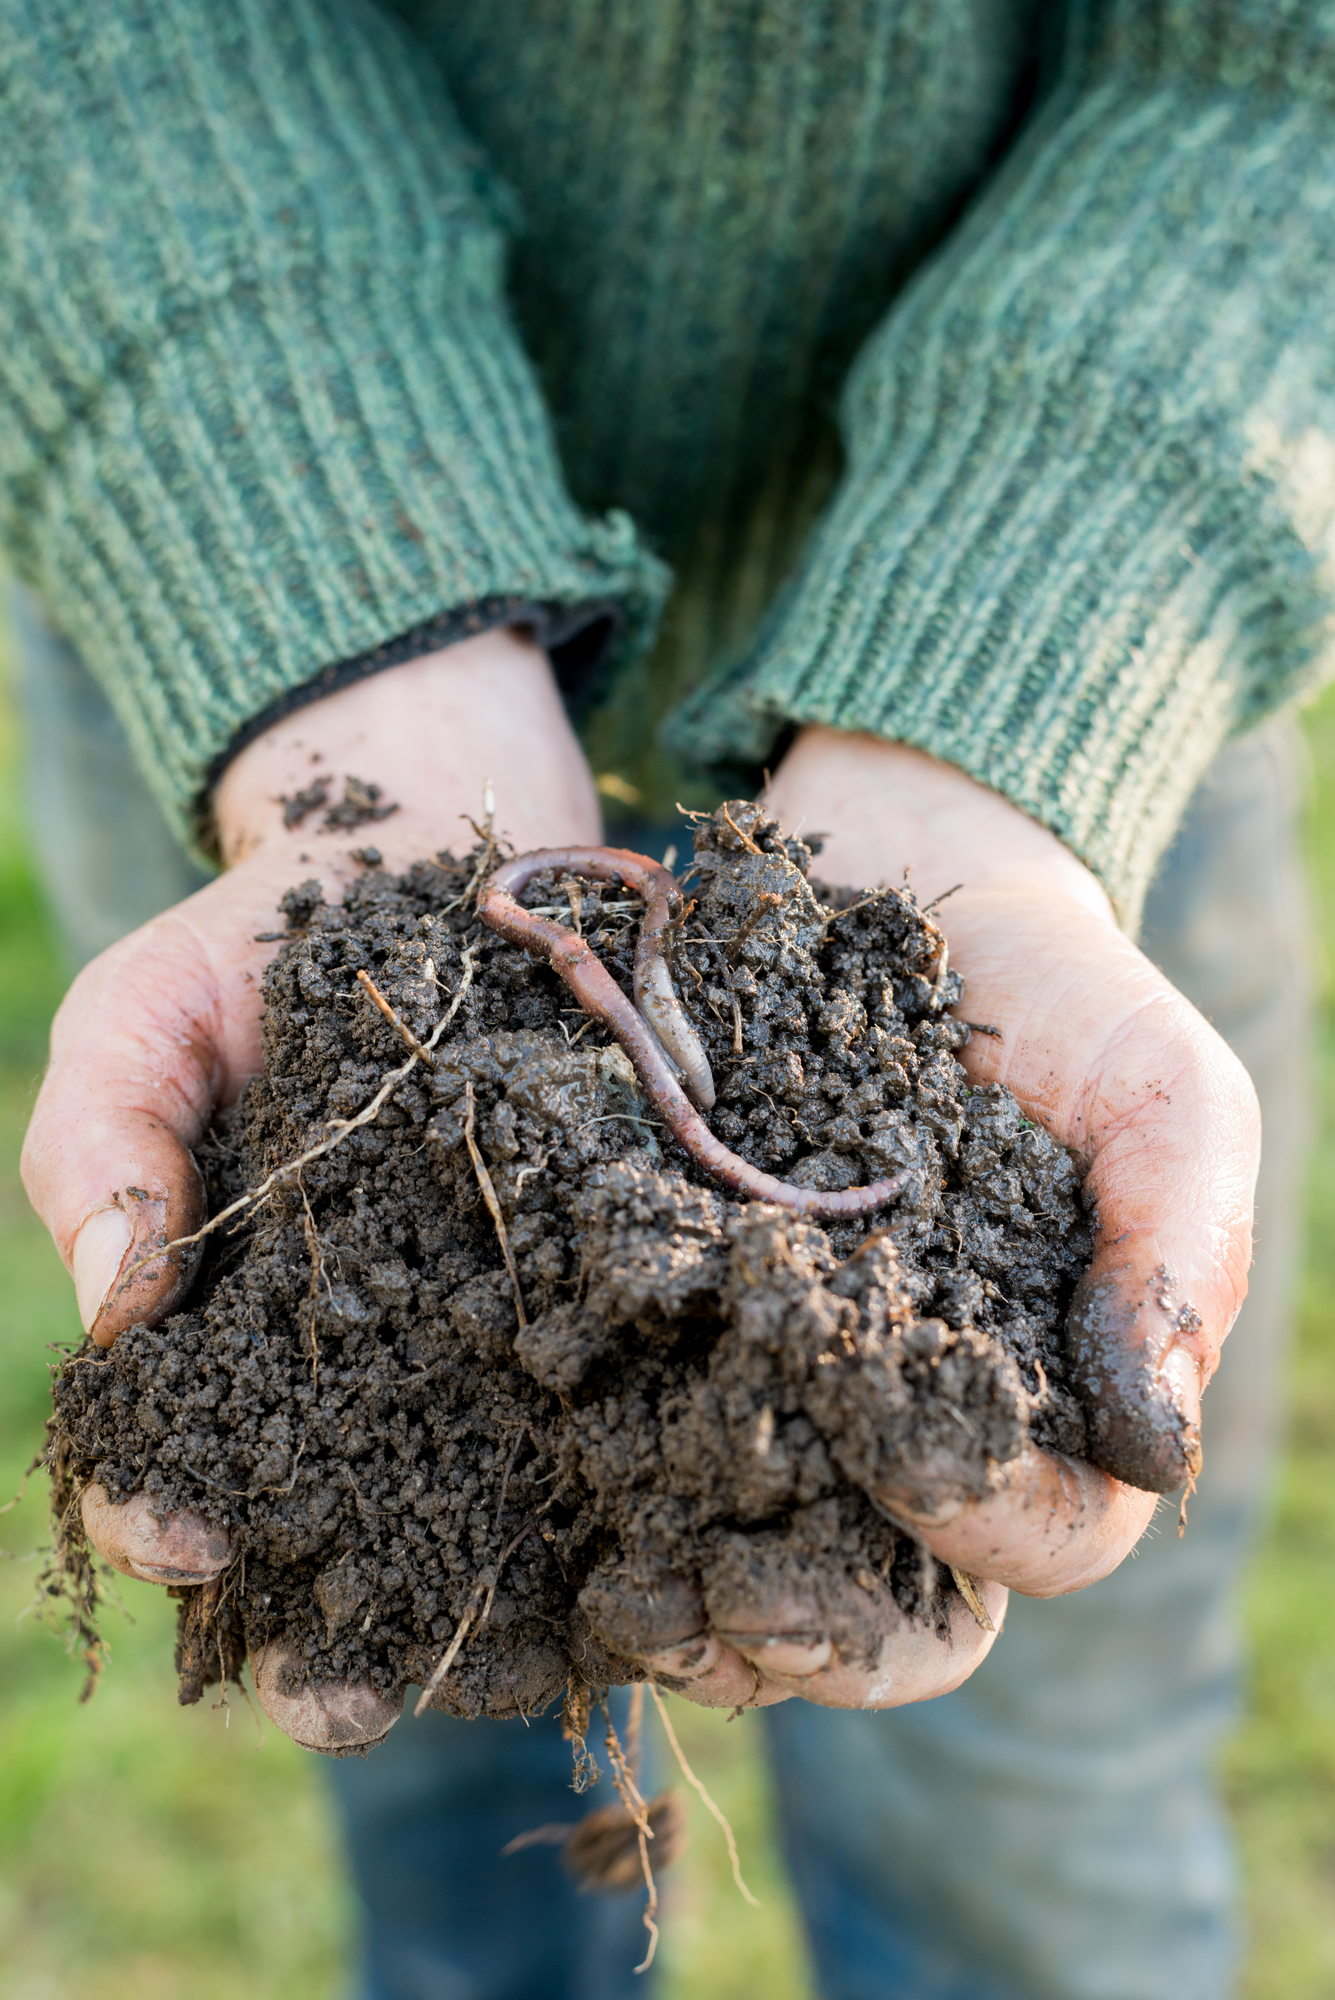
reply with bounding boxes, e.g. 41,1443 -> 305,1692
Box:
50,802 -> 1094,1726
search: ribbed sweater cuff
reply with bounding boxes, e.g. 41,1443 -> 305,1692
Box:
664,474 -> 1257,932
667,74 -> 1335,930
36,282 -> 665,847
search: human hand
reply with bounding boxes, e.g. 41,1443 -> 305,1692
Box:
756,727 -> 1259,1612
584,1559 -> 1008,1712
24,627 -> 601,1747
612,727 -> 1256,1716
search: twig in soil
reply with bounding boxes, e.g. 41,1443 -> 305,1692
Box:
647,1682 -> 758,1905
492,1429 -> 524,1536
181,1458 -> 251,1499
339,1466 -> 398,1518
482,1520 -> 538,1624
260,1435 -> 307,1498
101,948 -> 477,1320
413,1519 -> 535,1717
463,1082 -> 527,1330
720,802 -> 762,854
356,969 -> 438,1068
298,1182 -> 327,1383
442,778 -> 500,913
723,891 -> 781,962
816,892 -> 886,930
558,875 -> 584,935
414,1600 -> 481,1716
948,1567 -> 996,1632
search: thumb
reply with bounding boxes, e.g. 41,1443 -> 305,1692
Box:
1063,997 -> 1260,1494
22,913 -> 231,1345
65,1147 -> 206,1346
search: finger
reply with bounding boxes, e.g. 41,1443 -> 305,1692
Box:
576,1557 -> 789,1709
638,1631 -> 792,1708
704,1553 -> 1005,1708
73,1169 -> 206,1347
878,1446 -> 1159,1597
250,1642 -> 404,1753
963,960 -> 1255,1496
81,1483 -> 232,1584
1063,1048 -> 1258,1490
22,899 -> 257,1342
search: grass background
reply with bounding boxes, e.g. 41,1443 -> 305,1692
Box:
0,630 -> 1331,1996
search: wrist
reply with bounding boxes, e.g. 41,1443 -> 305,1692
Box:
769,728 -> 1116,930
211,627 -> 601,877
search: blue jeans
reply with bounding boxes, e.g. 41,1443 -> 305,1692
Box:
13,588 -> 1310,2000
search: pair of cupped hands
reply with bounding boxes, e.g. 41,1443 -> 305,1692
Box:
21,629 -> 1258,1751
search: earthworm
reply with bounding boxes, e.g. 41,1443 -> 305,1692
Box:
484,847 -> 715,1110
478,848 -> 909,1222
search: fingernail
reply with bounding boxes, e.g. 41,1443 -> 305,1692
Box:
1160,1342 -> 1203,1421
72,1206 -> 135,1331
641,1633 -> 722,1680
876,1489 -> 966,1530
720,1634 -> 833,1678
129,1560 -> 226,1584
1160,1344 -> 1205,1483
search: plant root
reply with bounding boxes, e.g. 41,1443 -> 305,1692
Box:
648,1681 -> 758,1905
599,1694 -> 662,1971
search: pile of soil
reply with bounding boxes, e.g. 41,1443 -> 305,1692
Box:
51,802 -> 1093,1723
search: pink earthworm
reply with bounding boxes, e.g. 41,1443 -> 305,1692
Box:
478,847 -> 909,1222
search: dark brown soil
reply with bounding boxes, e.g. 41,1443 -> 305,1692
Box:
50,802 -> 1093,1723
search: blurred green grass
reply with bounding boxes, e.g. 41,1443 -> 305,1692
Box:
1222,696 -> 1335,1999
0,638 -> 1331,1996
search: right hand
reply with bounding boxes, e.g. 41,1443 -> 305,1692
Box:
24,627 -> 602,1749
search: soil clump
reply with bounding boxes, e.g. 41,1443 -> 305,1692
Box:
50,803 -> 1094,1726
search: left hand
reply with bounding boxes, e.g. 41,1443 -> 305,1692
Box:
617,724 -> 1258,1711
772,731 -> 1256,1588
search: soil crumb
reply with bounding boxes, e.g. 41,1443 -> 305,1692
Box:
51,803 -> 1093,1722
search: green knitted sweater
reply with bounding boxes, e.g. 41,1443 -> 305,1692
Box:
3,2 -> 1335,923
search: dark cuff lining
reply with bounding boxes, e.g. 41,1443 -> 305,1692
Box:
197,594 -> 622,845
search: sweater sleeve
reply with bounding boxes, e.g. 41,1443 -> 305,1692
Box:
0,0 -> 668,846
666,2 -> 1335,928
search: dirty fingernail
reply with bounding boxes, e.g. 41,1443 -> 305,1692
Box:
875,1489 -> 966,1530
1160,1344 -> 1204,1482
81,1486 -> 232,1584
719,1633 -> 832,1677
72,1207 -> 135,1332
640,1632 -> 722,1680
1160,1342 -> 1203,1420
252,1644 -> 403,1754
